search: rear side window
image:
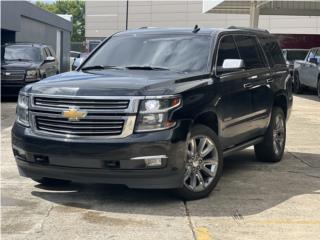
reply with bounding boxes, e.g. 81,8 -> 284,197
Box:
260,37 -> 285,67
234,35 -> 265,69
216,35 -> 240,74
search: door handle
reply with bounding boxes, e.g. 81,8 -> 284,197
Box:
243,83 -> 253,89
266,79 -> 274,84
247,75 -> 258,80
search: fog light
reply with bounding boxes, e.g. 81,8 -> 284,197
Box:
131,155 -> 167,168
145,158 -> 162,167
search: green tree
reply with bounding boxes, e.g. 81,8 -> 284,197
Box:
36,0 -> 85,42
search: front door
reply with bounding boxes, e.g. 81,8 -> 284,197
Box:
233,35 -> 274,140
214,35 -> 254,149
301,48 -> 317,87
305,48 -> 320,88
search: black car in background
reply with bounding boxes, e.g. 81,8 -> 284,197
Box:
1,43 -> 59,96
12,27 -> 292,200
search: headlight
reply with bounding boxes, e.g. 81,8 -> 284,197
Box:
16,93 -> 30,127
135,96 -> 181,132
26,69 -> 40,82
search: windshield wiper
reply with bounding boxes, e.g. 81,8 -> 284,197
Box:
81,65 -> 123,71
124,65 -> 170,71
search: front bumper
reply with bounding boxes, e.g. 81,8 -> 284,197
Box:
1,82 -> 26,96
12,121 -> 191,189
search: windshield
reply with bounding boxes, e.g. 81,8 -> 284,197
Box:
82,34 -> 212,73
286,50 -> 308,61
1,45 -> 42,62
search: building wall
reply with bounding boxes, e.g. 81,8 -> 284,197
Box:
85,0 -> 320,41
1,1 -> 72,72
15,17 -> 71,72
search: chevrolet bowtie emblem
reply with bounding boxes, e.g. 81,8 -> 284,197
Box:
62,107 -> 87,121
4,72 -> 11,76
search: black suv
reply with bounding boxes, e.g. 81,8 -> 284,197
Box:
12,27 -> 292,200
1,43 -> 59,96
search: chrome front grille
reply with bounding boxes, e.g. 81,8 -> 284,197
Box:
35,116 -> 125,136
34,97 -> 130,110
2,70 -> 26,81
30,94 -> 142,140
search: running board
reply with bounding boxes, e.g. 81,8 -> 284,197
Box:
223,137 -> 264,157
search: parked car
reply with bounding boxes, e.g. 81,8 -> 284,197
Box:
293,47 -> 320,97
282,49 -> 308,75
72,52 -> 89,70
1,43 -> 59,96
12,27 -> 292,200
69,51 -> 81,70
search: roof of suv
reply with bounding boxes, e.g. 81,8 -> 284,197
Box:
114,26 -> 271,37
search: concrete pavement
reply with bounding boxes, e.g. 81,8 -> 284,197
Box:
1,94 -> 320,240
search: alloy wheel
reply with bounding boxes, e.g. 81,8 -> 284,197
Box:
184,135 -> 219,192
273,114 -> 285,156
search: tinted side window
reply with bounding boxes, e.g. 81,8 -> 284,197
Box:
216,35 -> 240,74
234,35 -> 265,69
42,48 -> 49,59
48,47 -> 56,57
46,48 -> 52,56
260,37 -> 285,67
43,48 -> 50,58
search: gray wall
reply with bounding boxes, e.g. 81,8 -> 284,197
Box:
15,17 -> 71,72
1,1 -> 72,72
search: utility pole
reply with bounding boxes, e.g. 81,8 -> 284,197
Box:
126,0 -> 129,30
249,0 -> 260,28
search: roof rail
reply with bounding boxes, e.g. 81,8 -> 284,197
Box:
136,27 -> 159,29
227,26 -> 269,33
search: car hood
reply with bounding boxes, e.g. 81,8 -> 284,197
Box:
1,60 -> 39,70
24,70 -> 212,96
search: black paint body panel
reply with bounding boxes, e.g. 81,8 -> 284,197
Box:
12,28 -> 293,188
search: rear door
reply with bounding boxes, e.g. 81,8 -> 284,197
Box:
215,35 -> 254,149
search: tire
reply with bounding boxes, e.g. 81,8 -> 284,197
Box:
254,107 -> 286,162
32,177 -> 70,186
317,77 -> 320,98
293,72 -> 303,94
174,124 -> 223,200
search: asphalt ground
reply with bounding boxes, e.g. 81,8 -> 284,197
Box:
1,93 -> 320,240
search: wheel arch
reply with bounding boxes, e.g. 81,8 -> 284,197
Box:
193,110 -> 219,136
273,93 -> 288,119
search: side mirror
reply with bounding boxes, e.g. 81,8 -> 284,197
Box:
44,56 -> 55,62
309,57 -> 318,65
72,58 -> 82,70
222,59 -> 245,70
